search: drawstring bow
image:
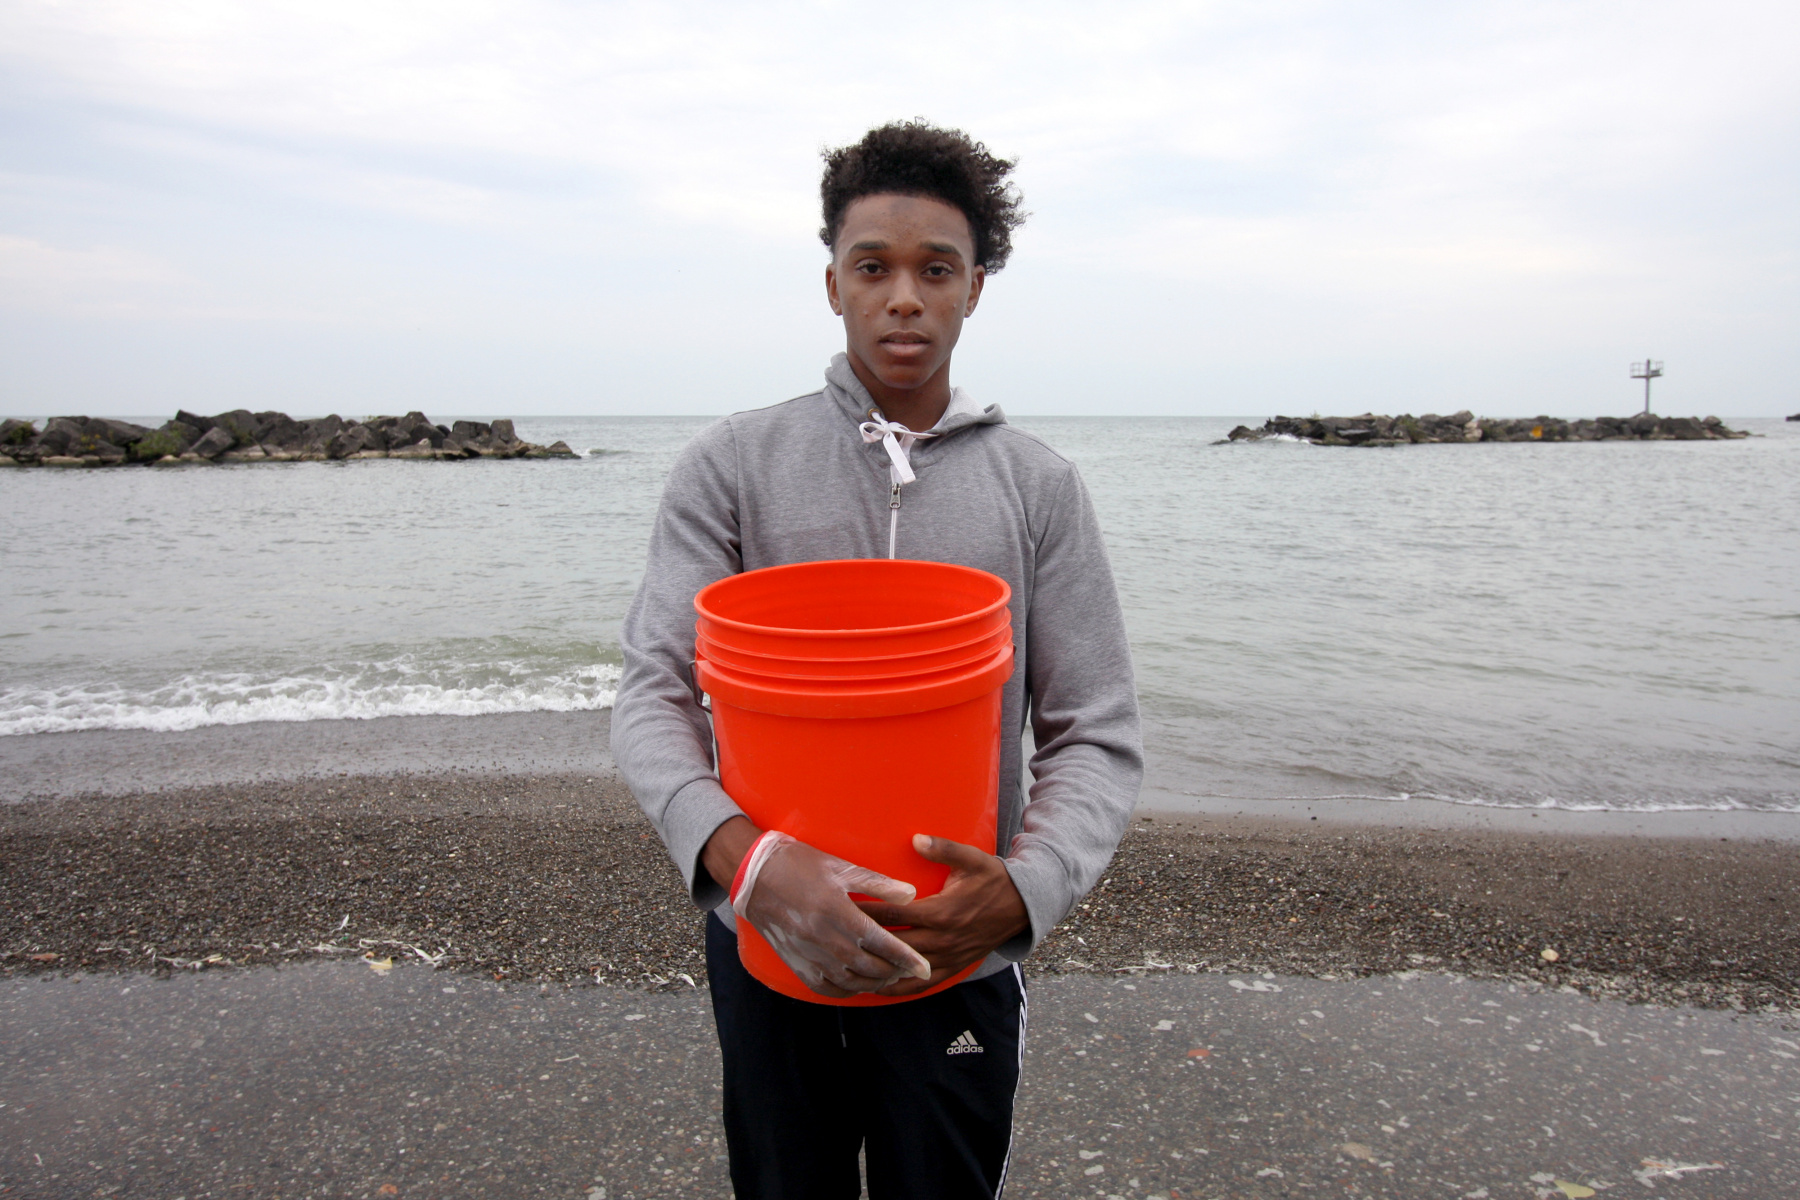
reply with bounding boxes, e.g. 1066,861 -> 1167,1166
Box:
858,415 -> 936,485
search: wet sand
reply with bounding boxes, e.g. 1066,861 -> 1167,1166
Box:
0,710 -> 616,803
13,710 -> 1799,842
4,960 -> 1795,1198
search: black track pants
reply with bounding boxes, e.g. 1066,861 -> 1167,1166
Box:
705,912 -> 1026,1199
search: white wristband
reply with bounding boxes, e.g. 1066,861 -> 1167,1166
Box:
728,830 -> 794,922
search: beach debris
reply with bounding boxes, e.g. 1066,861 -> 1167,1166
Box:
1229,979 -> 1283,993
362,954 -> 394,974
1256,1167 -> 1285,1178
1541,948 -> 1560,962
1084,1012 -> 1100,1023
357,938 -> 447,967
1566,1023 -> 1605,1047
1079,1149 -> 1104,1160
1117,952 -> 1176,973
1187,1047 -> 1211,1058
1340,1143 -> 1377,1162
1632,1159 -> 1723,1185
1154,1020 -> 1175,1031
676,972 -> 697,989
26,952 -> 59,962
153,953 -> 228,970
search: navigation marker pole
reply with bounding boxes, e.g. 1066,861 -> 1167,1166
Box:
1630,357 -> 1663,416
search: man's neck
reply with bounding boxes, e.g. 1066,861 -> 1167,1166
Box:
847,352 -> 953,431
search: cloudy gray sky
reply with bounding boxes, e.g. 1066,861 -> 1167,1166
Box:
2,0 -> 1794,418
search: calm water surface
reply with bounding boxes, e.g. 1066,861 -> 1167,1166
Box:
3,414 -> 1796,813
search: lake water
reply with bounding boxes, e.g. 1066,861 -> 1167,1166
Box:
3,413 -> 1796,814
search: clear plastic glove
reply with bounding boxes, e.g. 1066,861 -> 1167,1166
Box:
730,831 -> 932,997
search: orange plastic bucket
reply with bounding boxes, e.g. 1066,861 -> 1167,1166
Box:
692,559 -> 1014,1006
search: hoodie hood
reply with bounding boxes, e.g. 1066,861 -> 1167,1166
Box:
823,353 -> 1007,438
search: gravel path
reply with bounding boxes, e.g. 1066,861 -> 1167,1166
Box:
4,773 -> 1797,1012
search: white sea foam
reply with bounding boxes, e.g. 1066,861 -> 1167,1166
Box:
1176,788 -> 1800,815
0,661 -> 621,736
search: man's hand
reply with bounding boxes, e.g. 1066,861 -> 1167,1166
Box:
855,834 -> 1029,998
704,818 -> 931,998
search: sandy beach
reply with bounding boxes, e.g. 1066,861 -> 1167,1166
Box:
5,715 -> 1797,1012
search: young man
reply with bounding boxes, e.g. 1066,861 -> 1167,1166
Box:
612,121 -> 1142,1199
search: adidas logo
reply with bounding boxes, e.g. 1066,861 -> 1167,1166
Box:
946,1030 -> 985,1055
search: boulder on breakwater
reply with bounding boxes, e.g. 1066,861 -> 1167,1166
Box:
1222,411 -> 1749,446
0,411 -> 577,467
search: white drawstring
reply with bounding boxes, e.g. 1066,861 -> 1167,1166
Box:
858,417 -> 935,485
859,416 -> 937,558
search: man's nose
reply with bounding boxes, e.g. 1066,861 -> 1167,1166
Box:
886,274 -> 924,317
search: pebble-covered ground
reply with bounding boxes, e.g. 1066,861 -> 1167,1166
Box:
3,772 -> 1796,1012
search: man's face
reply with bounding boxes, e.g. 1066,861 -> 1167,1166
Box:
826,193 -> 985,402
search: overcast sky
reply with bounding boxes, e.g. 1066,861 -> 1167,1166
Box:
2,0 -> 1795,419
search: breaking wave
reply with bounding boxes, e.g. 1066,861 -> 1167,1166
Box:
0,658 -> 621,736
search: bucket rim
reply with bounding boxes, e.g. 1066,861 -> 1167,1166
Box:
696,636 -> 1007,683
694,558 -> 1012,640
695,621 -> 1008,667
696,642 -> 1013,719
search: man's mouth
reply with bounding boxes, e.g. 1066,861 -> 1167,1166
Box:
879,332 -> 930,345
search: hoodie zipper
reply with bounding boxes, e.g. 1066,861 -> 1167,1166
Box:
888,480 -> 902,559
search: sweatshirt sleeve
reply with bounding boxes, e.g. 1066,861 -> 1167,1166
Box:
610,420 -> 746,911
999,462 -> 1145,959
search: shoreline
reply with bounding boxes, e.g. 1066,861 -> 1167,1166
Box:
4,762 -> 1796,1012
10,710 -> 1798,843
1137,779 -> 1800,842
0,711 -> 617,803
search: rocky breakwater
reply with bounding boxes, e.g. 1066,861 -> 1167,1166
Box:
1224,411 -> 1748,446
0,409 -> 577,467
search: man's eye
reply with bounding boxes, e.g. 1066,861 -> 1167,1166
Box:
857,261 -> 885,274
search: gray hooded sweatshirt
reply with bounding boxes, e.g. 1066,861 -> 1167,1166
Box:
611,354 -> 1143,981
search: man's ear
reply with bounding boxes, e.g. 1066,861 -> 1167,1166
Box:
964,265 -> 986,318
825,260 -> 842,316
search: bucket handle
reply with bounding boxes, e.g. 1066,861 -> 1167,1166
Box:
689,657 -> 719,772
687,657 -> 712,714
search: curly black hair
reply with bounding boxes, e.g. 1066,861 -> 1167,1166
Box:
820,121 -> 1026,273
